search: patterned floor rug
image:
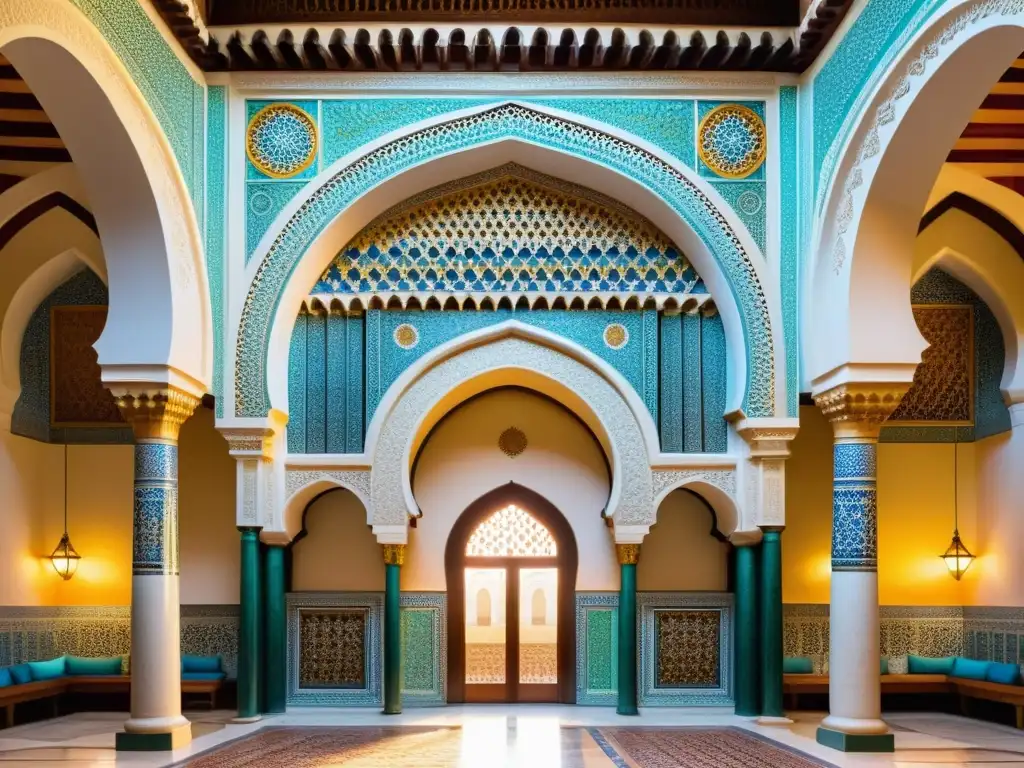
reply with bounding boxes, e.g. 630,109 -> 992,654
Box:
176,726 -> 464,767
592,727 -> 837,768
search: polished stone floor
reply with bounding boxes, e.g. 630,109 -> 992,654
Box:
0,708 -> 1023,766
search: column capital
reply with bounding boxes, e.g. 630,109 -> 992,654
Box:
729,529 -> 763,547
219,410 -> 288,459
616,543 -> 641,565
734,418 -> 800,458
113,386 -> 201,441
813,382 -> 910,439
382,544 -> 406,566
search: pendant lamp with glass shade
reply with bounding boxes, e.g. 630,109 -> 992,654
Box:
49,443 -> 80,580
941,437 -> 975,581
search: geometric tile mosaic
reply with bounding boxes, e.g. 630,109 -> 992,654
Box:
0,605 -> 239,676
575,593 -> 618,706
783,604 -> 965,674
639,592 -> 733,706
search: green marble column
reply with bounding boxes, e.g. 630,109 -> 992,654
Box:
264,544 -> 287,714
383,545 -> 404,715
759,528 -> 785,719
237,527 -> 262,722
733,542 -> 761,717
616,544 -> 640,716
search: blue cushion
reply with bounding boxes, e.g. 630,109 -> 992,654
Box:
27,657 -> 66,682
986,661 -> 1021,686
0,667 -> 11,687
951,657 -> 991,681
8,664 -> 32,685
182,672 -> 226,682
908,655 -> 956,675
783,657 -> 813,674
881,657 -> 889,675
181,655 -> 222,674
66,656 -> 123,677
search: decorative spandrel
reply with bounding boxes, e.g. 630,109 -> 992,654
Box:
298,609 -> 367,689
466,505 -> 557,558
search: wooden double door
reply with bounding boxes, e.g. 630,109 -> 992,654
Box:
446,484 -> 578,704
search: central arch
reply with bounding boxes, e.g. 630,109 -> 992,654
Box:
366,321 -> 657,535
445,483 -> 579,704
236,101 -> 780,421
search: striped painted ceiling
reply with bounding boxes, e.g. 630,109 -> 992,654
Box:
950,56 -> 1024,194
0,54 -> 69,194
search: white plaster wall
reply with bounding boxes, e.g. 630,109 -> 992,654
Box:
0,428 -> 60,604
638,491 -> 730,592
409,388 -> 614,591
178,407 -> 239,604
291,488 -> 384,592
972,425 -> 1024,606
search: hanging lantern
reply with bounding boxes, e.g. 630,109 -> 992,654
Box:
940,439 -> 974,581
49,531 -> 81,580
48,443 -> 80,580
941,529 -> 975,581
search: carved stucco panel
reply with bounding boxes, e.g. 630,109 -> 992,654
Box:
651,468 -> 737,500
284,469 -> 372,508
370,337 -> 653,526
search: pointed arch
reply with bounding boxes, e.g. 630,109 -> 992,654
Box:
235,101 -> 781,421
807,0 -> 1024,395
0,0 -> 211,394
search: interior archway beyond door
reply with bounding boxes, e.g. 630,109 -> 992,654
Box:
445,484 -> 579,703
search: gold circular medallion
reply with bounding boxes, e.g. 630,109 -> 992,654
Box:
604,323 -> 629,349
697,104 -> 767,180
498,427 -> 528,458
393,323 -> 419,349
246,103 -> 318,179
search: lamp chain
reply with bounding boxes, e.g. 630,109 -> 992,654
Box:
64,442 -> 68,534
953,437 -> 958,533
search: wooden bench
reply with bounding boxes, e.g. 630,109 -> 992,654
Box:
0,676 -> 225,728
954,679 -> 1024,728
783,674 -> 1024,727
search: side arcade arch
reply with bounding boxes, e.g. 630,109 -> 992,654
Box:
0,0 -> 211,394
235,101 -> 782,422
806,0 -> 1024,393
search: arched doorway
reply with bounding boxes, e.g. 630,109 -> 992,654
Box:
445,483 -> 578,704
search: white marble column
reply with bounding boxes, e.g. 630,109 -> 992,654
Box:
813,383 -> 908,753
113,387 -> 200,752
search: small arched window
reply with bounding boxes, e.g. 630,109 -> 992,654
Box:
531,588 -> 546,626
476,588 -> 492,626
466,504 -> 557,557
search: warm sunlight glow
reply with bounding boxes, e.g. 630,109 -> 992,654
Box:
466,504 -> 557,557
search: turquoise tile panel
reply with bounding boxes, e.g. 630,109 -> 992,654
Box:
701,313 -> 728,453
326,313 -> 347,454
659,314 -> 683,452
346,315 -> 365,453
288,313 -> 308,453
305,312 -> 327,453
681,313 -> 703,452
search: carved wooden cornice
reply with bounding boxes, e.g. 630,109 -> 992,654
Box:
151,0 -> 855,73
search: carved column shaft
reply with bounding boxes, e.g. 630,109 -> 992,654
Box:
114,388 -> 199,752
383,544 -> 404,715
616,543 -> 640,716
814,383 -> 907,752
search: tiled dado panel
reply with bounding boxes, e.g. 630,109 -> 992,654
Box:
0,605 -> 239,676
783,605 -> 965,672
575,592 -> 734,707
576,593 -> 619,706
285,592 -> 446,707
964,608 -> 1024,666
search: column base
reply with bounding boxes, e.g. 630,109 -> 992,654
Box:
816,727 -> 894,753
232,714 -> 263,724
616,706 -> 639,716
756,715 -> 793,726
116,723 -> 191,752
